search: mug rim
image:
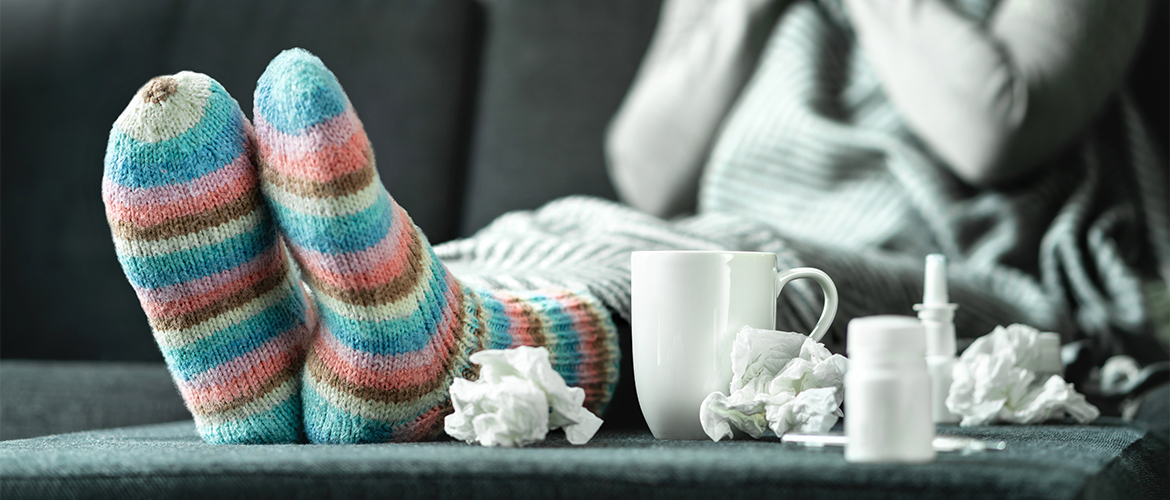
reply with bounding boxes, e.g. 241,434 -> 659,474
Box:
631,250 -> 780,265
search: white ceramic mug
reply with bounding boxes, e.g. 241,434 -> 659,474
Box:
630,251 -> 838,440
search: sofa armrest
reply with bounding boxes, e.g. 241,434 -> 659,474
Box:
0,360 -> 188,441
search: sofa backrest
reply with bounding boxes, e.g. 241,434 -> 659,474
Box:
460,0 -> 661,236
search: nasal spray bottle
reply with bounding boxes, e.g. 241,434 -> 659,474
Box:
913,254 -> 961,424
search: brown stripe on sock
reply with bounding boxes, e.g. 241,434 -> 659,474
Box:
458,289 -> 489,382
444,287 -> 470,374
149,256 -> 289,332
578,380 -> 609,414
581,300 -> 618,363
297,228 -> 428,308
578,300 -> 619,373
307,346 -> 452,405
190,348 -> 302,415
516,299 -> 547,347
259,149 -> 376,199
308,288 -> 468,405
110,187 -> 262,242
579,302 -> 618,413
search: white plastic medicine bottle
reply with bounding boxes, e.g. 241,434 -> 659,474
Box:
845,315 -> 935,463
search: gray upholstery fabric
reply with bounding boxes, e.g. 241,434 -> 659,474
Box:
0,0 -> 477,362
458,0 -> 662,237
1,419 -> 1165,500
0,361 -> 187,441
1132,384 -> 1170,441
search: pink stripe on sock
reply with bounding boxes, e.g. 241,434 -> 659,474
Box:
286,204 -> 413,291
177,324 -> 307,408
136,244 -> 282,314
102,143 -> 254,221
504,296 -> 541,347
313,275 -> 463,391
104,163 -> 255,227
557,291 -> 598,346
256,118 -> 370,183
253,105 -> 361,155
554,291 -> 603,387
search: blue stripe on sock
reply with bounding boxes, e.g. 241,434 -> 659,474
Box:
529,294 -> 580,385
255,49 -> 348,134
271,191 -> 394,255
302,381 -> 432,444
315,260 -> 452,356
118,219 -> 275,289
104,94 -> 246,189
477,292 -> 517,350
199,394 -> 303,444
164,287 -> 305,377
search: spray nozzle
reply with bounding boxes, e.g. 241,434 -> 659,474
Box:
914,254 -> 957,357
922,254 -> 950,306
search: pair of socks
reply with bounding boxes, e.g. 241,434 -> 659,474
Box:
103,49 -> 619,444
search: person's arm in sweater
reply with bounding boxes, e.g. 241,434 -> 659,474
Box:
843,0 -> 1151,186
605,0 -> 788,218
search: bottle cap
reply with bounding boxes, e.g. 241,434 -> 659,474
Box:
847,315 -> 926,356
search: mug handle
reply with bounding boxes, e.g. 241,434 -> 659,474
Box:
774,267 -> 838,342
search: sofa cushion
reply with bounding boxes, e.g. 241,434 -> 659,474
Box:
0,361 -> 187,441
1,420 -> 1165,500
459,0 -> 662,237
0,0 -> 477,362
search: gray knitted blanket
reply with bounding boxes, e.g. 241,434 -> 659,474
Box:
437,1 -> 1168,356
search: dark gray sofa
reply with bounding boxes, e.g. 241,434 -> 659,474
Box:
2,0 -> 1168,498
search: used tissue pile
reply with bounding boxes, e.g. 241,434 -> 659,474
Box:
445,346 -> 603,447
947,324 -> 1099,426
700,326 -> 848,441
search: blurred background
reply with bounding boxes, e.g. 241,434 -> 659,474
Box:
0,0 -> 1165,439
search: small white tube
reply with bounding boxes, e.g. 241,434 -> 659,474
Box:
914,254 -> 960,424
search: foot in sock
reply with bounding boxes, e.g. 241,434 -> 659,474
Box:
253,48 -> 621,443
103,72 -> 313,444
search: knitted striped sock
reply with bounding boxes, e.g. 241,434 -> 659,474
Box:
103,72 -> 313,444
254,48 -> 620,443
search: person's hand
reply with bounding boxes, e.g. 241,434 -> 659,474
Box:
843,0 -> 1150,186
606,0 -> 788,218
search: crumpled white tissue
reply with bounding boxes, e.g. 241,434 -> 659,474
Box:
700,326 -> 848,441
444,346 -> 603,447
947,324 -> 1099,426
